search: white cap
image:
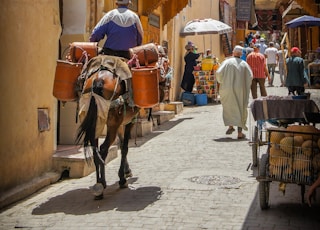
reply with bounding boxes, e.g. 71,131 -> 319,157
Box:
116,0 -> 131,4
233,45 -> 243,54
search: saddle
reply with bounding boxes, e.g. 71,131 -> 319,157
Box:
78,55 -> 132,99
78,55 -> 134,138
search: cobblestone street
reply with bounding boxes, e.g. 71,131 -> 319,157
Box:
1,71 -> 320,229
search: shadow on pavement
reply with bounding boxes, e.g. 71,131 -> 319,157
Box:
156,117 -> 194,131
213,137 -> 249,142
32,177 -> 162,215
241,183 -> 320,229
129,117 -> 194,148
244,152 -> 320,228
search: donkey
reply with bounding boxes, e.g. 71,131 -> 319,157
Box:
76,55 -> 142,199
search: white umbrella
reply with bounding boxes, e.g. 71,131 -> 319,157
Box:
180,18 -> 232,53
180,18 -> 232,36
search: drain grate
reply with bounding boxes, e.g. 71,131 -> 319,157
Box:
188,175 -> 241,186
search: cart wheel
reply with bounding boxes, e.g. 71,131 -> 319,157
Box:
259,153 -> 270,210
252,126 -> 258,167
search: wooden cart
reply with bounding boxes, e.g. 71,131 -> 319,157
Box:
250,97 -> 319,167
257,127 -> 320,210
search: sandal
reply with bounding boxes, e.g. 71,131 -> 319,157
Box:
237,134 -> 246,139
226,127 -> 235,135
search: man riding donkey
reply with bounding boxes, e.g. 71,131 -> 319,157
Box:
76,0 -> 146,198
75,0 -> 168,199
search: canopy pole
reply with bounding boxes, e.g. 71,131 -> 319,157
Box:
203,35 -> 205,52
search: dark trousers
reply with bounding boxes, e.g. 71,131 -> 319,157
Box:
101,48 -> 131,60
288,86 -> 305,95
251,78 -> 267,99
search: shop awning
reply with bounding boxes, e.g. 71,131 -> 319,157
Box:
105,0 -> 188,26
141,0 -> 188,27
140,0 -> 162,14
162,0 -> 188,26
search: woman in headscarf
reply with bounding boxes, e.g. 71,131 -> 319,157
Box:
180,41 -> 202,92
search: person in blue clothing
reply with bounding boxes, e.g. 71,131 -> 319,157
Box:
286,47 -> 306,95
239,41 -> 247,61
246,32 -> 253,46
89,0 -> 144,59
257,38 -> 268,55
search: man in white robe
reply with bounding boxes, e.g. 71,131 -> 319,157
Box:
216,45 -> 253,139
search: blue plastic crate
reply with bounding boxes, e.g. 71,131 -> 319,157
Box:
181,92 -> 195,106
195,94 -> 208,106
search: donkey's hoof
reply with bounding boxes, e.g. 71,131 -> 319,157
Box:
94,194 -> 104,200
91,183 -> 104,197
119,181 -> 128,189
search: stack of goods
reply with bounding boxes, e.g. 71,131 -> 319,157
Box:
268,125 -> 320,184
201,58 -> 214,72
194,71 -> 215,95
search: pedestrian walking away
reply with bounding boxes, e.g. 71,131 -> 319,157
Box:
246,42 -> 254,57
277,46 -> 288,87
247,44 -> 270,99
89,0 -> 144,59
257,37 -> 268,55
216,45 -> 253,139
286,47 -> 306,95
264,42 -> 278,86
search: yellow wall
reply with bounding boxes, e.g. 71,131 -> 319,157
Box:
0,1 -> 61,194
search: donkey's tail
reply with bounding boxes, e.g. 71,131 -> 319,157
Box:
76,95 -> 98,160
